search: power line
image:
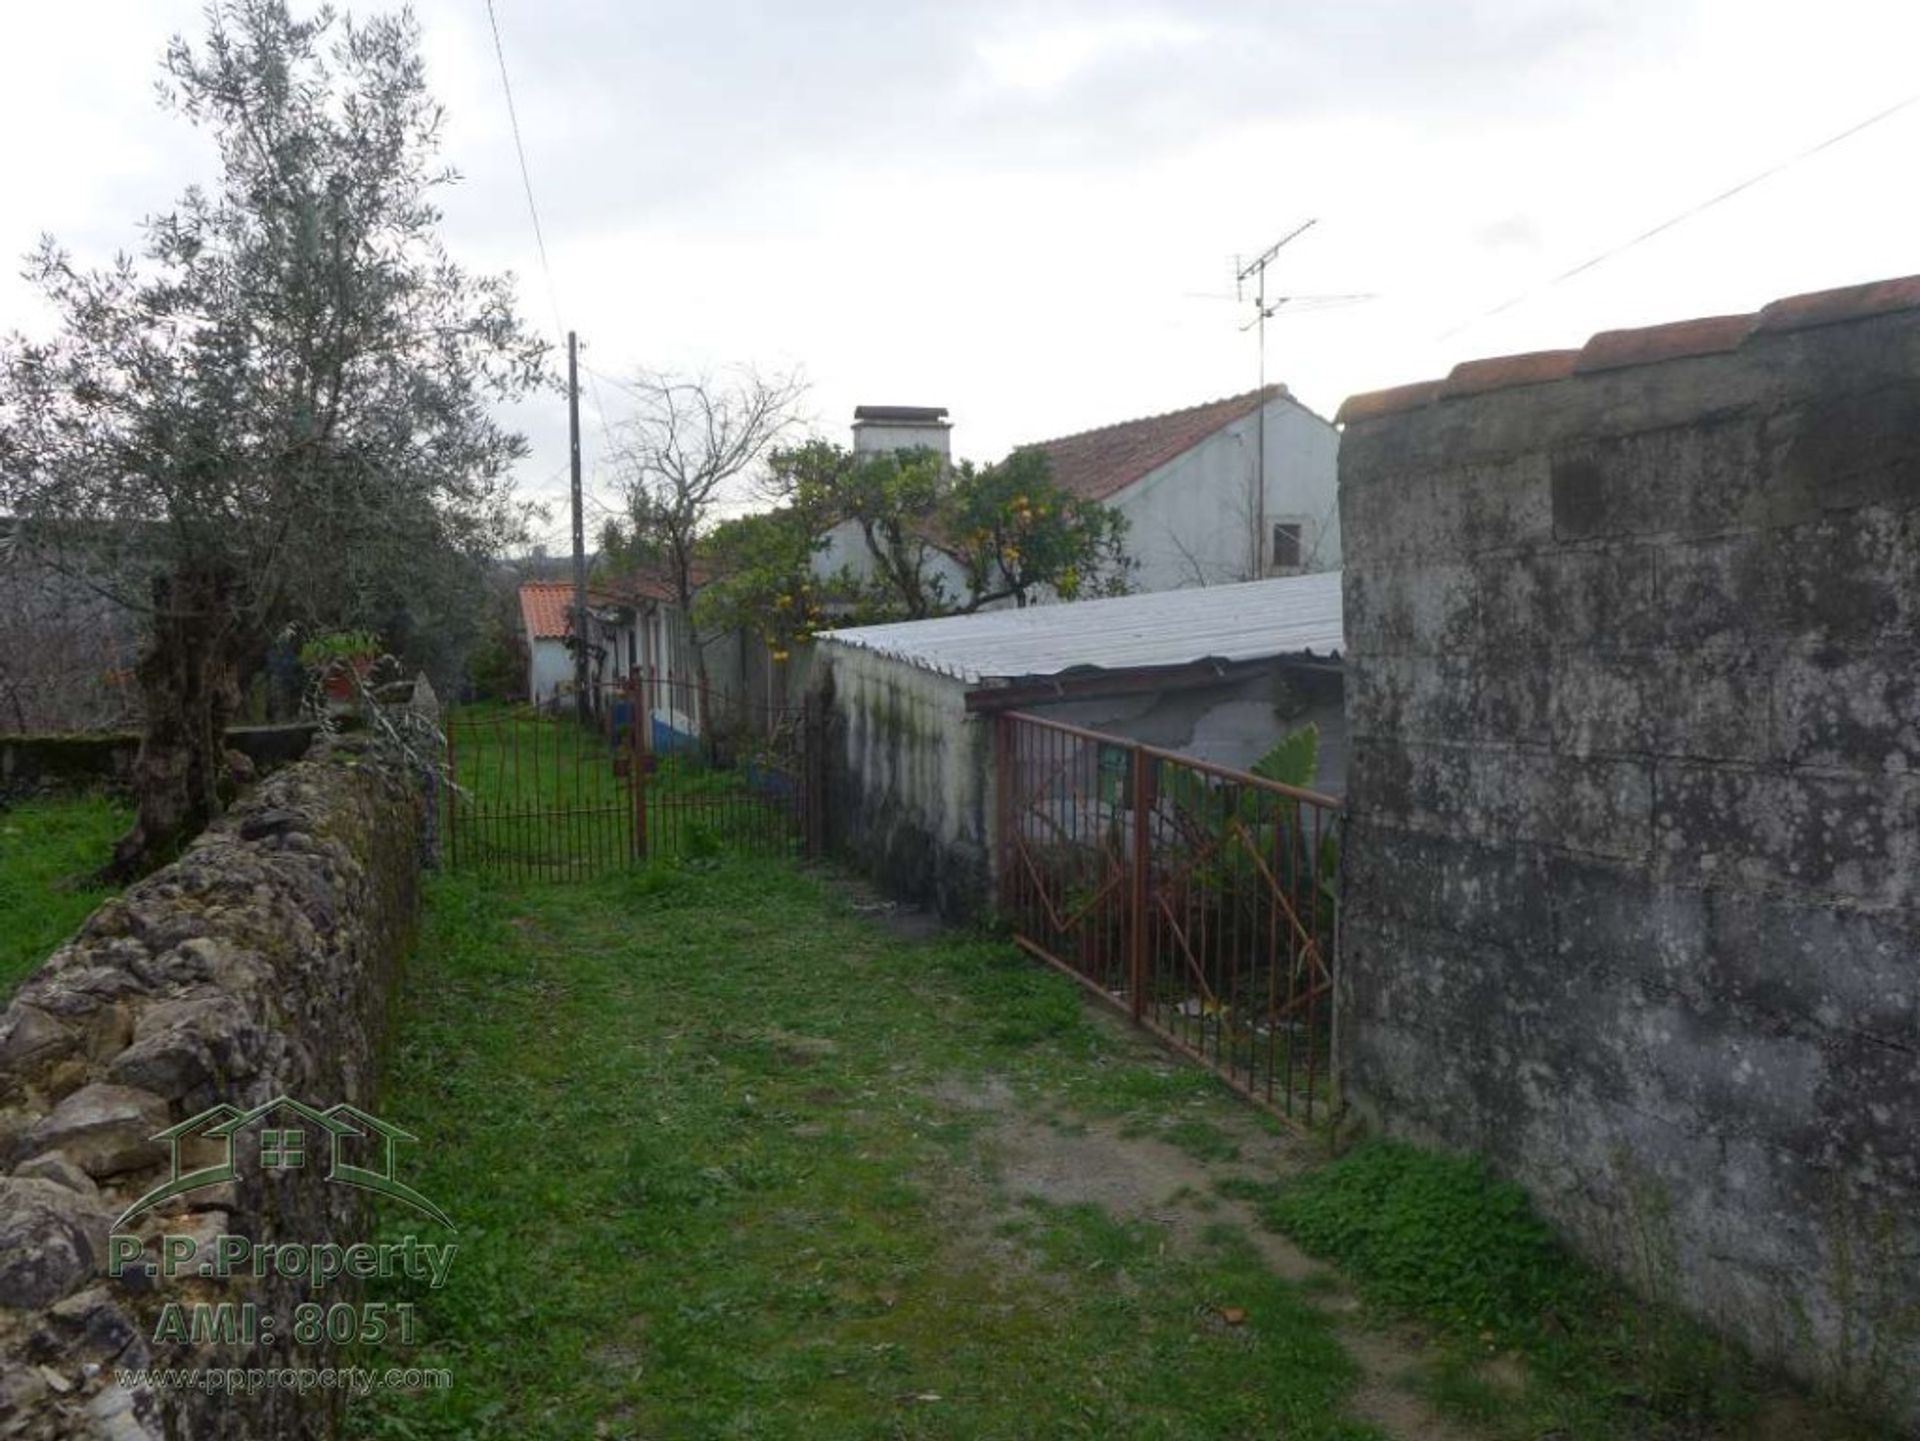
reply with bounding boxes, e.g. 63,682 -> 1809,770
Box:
1439,86 -> 1920,342
483,0 -> 565,346
482,1 -> 621,517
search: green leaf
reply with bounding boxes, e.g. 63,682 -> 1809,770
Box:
1250,723 -> 1319,792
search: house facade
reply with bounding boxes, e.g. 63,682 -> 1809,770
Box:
1024,385 -> 1340,591
810,389 -> 1339,607
517,575 -> 701,712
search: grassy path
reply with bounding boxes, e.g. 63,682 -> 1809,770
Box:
353,857 -> 1885,1441
352,859 -> 1377,1440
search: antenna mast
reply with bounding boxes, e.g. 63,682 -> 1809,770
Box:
1233,220 -> 1317,580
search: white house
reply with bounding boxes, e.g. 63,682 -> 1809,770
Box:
518,576 -> 703,738
811,389 -> 1339,603
1022,385 -> 1340,591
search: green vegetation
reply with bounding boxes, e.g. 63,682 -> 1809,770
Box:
351,860 -> 1374,1440
1230,1140 -> 1883,1441
0,791 -> 132,995
443,706 -> 788,875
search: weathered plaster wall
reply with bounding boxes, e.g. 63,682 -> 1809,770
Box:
1336,284 -> 1920,1418
814,642 -> 992,919
1117,394 -> 1341,590
0,738 -> 425,1439
1027,661 -> 1347,794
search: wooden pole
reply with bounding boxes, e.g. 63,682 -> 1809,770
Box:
569,330 -> 591,727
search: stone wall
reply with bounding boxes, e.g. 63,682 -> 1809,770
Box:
0,737 -> 425,1438
1336,277 -> 1920,1420
814,643 -> 994,920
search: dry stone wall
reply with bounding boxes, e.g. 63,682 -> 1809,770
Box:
1336,279 -> 1920,1422
0,736 -> 424,1439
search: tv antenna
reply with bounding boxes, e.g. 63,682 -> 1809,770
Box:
1205,220 -> 1372,577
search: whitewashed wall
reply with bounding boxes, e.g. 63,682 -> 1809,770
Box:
1113,395 -> 1339,592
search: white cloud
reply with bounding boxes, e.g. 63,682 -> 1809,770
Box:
972,14 -> 1208,95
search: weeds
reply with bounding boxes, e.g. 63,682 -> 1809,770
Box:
0,791 -> 132,996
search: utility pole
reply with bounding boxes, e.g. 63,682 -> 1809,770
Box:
1235,220 -> 1316,580
568,330 -> 590,727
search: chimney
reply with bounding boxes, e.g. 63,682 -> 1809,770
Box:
851,405 -> 951,459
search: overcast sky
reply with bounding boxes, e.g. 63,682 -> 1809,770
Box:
4,0 -> 1919,551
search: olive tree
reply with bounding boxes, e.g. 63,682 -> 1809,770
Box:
0,0 -> 546,876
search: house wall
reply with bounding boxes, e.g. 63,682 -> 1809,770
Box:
526,634 -> 573,706
813,517 -> 972,607
1337,301 -> 1920,1420
813,642 -> 994,920
1023,661 -> 1347,795
1117,396 -> 1340,592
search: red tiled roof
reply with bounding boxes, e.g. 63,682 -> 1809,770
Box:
1336,272 -> 1920,425
1020,385 -> 1298,502
518,581 -> 586,641
518,569 -> 689,641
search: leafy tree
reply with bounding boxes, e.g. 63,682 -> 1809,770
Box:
944,448 -> 1130,609
693,506 -> 826,662
747,440 -> 1131,626
0,1 -> 546,876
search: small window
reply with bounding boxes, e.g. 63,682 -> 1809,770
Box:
1271,522 -> 1304,570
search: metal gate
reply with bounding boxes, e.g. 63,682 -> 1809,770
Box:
995,710 -> 1341,1128
444,676 -> 821,880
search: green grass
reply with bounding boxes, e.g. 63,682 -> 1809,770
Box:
1233,1140 -> 1887,1441
445,706 -> 791,875
349,858 -> 1377,1441
0,791 -> 132,997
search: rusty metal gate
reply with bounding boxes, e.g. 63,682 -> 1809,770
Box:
444,675 -> 821,880
995,710 -> 1341,1127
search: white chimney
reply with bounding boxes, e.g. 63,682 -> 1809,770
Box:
851,405 -> 951,459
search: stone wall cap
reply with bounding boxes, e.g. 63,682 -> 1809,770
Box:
1756,274 -> 1920,334
1334,271 -> 1920,422
1439,349 -> 1582,400
1574,314 -> 1755,374
1335,379 -> 1443,426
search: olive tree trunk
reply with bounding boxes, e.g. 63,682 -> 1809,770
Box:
99,567 -> 249,882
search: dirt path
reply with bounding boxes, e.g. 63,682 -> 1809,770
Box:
932,1048 -> 1492,1441
842,875 -> 1495,1441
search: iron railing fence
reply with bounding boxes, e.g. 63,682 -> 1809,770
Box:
995,710 -> 1341,1127
445,672 -> 820,879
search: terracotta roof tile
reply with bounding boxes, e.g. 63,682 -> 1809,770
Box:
1575,314 -> 1754,374
1440,349 -> 1581,400
1755,274 -> 1920,334
519,568 -> 689,640
1335,379 -> 1443,426
519,582 -> 579,641
1021,386 -> 1292,501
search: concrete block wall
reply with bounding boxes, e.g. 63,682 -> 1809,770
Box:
1335,277 -> 1920,1419
814,643 -> 995,920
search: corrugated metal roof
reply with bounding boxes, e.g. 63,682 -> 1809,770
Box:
819,570 -> 1343,685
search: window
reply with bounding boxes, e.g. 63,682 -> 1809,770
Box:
260,1129 -> 305,1169
1271,522 -> 1304,570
